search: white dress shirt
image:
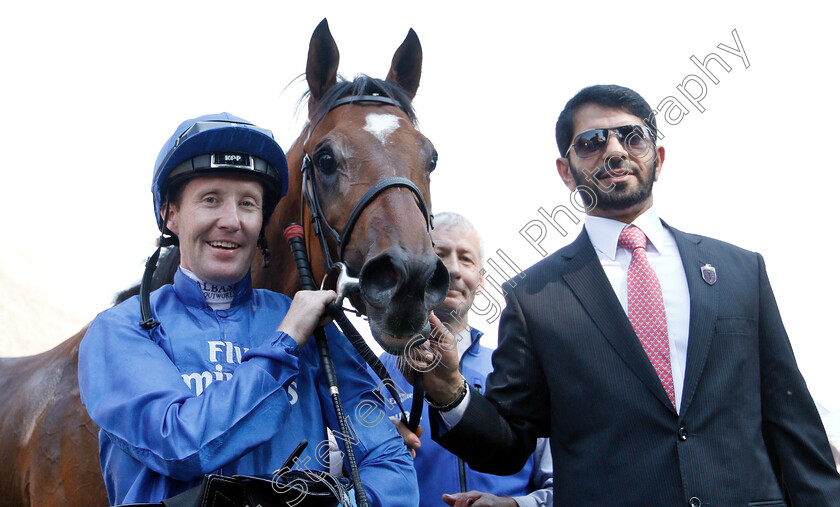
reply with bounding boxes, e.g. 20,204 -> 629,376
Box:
585,208 -> 690,412
441,207 -> 692,427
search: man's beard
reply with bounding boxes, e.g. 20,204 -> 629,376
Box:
569,156 -> 655,211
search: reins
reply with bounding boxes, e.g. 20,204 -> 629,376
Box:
297,94 -> 429,418
285,224 -> 369,507
291,93 -> 433,502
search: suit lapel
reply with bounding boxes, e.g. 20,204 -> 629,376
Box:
561,229 -> 676,412
667,223 -> 719,417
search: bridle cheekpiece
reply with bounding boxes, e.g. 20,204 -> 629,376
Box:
298,94 -> 434,279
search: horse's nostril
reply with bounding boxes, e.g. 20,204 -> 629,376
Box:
425,258 -> 449,309
361,250 -> 449,314
359,253 -> 406,308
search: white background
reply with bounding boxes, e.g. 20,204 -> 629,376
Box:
2,1 -> 839,420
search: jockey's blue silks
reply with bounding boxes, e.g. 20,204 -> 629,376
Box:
79,268 -> 417,505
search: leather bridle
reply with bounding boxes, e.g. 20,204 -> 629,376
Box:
298,94 -> 434,277
295,93 -> 433,434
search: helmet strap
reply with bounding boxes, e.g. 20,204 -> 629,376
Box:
140,206 -> 178,330
139,242 -> 162,330
158,200 -> 180,246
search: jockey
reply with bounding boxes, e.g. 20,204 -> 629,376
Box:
78,113 -> 417,506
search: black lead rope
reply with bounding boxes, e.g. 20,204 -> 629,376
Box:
296,93 -> 433,436
285,225 -> 369,507
284,223 -> 417,422
323,296 -> 426,433
285,223 -> 433,506
409,375 -> 425,432
299,170 -> 429,431
326,303 -> 415,427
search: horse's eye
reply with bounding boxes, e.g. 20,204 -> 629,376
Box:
315,151 -> 337,174
428,150 -> 438,173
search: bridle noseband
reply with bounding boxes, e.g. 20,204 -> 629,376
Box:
299,94 -> 434,276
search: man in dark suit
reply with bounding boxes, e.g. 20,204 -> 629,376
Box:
414,85 -> 840,506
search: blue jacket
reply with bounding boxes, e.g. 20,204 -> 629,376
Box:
79,269 -> 417,506
376,328 -> 552,507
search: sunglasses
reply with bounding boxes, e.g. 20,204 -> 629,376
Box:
565,124 -> 655,159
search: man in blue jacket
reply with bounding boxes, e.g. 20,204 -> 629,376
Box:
378,212 -> 553,507
78,113 -> 417,506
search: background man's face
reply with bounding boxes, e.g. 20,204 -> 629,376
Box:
432,224 -> 483,328
166,176 -> 264,286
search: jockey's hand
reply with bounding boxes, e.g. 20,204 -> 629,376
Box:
277,290 -> 337,347
443,491 -> 518,507
401,313 -> 463,408
388,416 -> 423,459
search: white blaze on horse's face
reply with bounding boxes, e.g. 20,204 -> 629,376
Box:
363,113 -> 401,145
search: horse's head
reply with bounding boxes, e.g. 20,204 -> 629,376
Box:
260,19 -> 448,355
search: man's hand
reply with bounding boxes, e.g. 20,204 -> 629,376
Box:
443,491 -> 518,507
277,290 -> 337,347
401,313 -> 464,406
388,417 -> 423,458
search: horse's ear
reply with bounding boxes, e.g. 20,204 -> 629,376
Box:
306,18 -> 340,111
386,28 -> 422,100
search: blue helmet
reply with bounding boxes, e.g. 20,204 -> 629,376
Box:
152,112 -> 289,231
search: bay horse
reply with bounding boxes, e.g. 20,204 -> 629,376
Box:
0,18 -> 445,506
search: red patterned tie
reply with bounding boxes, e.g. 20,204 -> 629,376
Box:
618,225 -> 676,408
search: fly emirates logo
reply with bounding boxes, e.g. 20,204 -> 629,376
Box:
181,340 -> 299,403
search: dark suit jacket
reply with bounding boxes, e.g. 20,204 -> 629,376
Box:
432,224 -> 840,506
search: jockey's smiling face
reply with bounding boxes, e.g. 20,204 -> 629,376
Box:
165,175 -> 264,286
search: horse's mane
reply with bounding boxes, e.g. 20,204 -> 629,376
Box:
113,247 -> 180,305
306,74 -> 417,130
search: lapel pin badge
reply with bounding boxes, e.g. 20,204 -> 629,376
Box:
701,263 -> 717,286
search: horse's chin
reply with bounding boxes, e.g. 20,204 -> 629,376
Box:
369,319 -> 430,356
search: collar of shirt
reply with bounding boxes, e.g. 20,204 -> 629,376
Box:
584,207 -> 665,259
173,267 -> 253,310
455,327 -> 474,361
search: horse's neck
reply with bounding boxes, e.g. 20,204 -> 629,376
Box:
250,232 -> 327,298
250,146 -> 329,298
